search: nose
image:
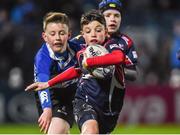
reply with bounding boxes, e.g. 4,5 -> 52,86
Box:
91,30 -> 96,37
55,34 -> 61,40
110,15 -> 116,22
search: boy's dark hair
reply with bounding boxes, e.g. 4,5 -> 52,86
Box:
80,9 -> 106,30
43,12 -> 70,31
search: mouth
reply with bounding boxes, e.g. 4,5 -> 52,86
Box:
90,39 -> 99,44
54,42 -> 63,47
108,24 -> 117,29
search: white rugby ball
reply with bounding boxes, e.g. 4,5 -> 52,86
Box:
84,44 -> 114,79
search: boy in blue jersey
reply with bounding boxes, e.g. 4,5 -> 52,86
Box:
26,9 -> 132,134
33,12 -> 82,134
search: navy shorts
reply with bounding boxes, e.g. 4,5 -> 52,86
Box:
73,98 -> 119,134
35,85 -> 76,127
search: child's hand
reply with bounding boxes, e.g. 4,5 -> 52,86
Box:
25,82 -> 49,91
82,52 -> 88,69
38,108 -> 52,134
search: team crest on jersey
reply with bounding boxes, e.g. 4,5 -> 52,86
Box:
109,43 -> 124,50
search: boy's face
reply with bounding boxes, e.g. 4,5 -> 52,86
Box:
82,20 -> 107,46
42,22 -> 70,53
103,9 -> 121,34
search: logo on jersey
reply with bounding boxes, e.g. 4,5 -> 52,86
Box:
132,51 -> 138,58
39,91 -> 49,104
57,106 -> 67,115
109,43 -> 124,50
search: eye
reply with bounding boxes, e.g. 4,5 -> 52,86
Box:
84,28 -> 91,34
115,14 -> 120,18
104,13 -> 111,18
59,31 -> 66,35
49,32 -> 55,36
96,27 -> 103,32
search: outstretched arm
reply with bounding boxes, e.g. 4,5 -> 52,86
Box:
25,67 -> 81,91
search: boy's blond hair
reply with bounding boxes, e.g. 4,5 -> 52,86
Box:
43,12 -> 70,31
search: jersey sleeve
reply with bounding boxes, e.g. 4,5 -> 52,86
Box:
48,67 -> 81,87
86,50 -> 125,68
125,44 -> 138,68
105,38 -> 128,53
34,51 -> 52,109
120,34 -> 138,68
106,35 -> 138,68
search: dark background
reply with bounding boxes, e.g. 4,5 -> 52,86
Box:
0,0 -> 180,123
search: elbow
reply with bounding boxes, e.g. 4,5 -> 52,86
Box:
124,68 -> 138,81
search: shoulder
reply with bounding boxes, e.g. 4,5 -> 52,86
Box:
104,37 -> 124,51
70,35 -> 85,45
119,34 -> 134,48
35,43 -> 51,65
68,39 -> 86,52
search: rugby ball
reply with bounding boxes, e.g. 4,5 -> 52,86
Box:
84,44 -> 114,79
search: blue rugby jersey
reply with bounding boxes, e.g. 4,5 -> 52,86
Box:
34,41 -> 82,109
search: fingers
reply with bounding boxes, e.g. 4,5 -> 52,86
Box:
44,121 -> 50,134
40,122 -> 46,133
38,117 -> 48,134
83,52 -> 87,58
38,112 -> 51,134
25,82 -> 43,91
82,59 -> 88,69
25,82 -> 38,91
25,82 -> 49,92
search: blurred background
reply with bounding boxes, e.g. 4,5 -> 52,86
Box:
0,0 -> 180,132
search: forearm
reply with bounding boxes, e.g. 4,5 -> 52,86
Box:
48,67 -> 81,87
86,50 -> 125,68
36,73 -> 52,109
38,89 -> 52,109
124,68 -> 138,81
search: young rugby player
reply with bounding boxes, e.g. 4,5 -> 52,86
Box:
32,12 -> 83,134
71,0 -> 138,81
99,0 -> 138,80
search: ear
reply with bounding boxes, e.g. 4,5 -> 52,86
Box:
105,28 -> 109,38
68,31 -> 72,40
80,30 -> 84,36
42,32 -> 47,42
81,31 -> 85,39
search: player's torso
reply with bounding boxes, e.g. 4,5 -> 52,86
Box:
75,39 -> 127,114
34,42 -> 82,88
34,42 -> 83,107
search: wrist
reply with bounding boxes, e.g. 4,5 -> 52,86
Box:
47,81 -> 51,87
43,107 -> 52,112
